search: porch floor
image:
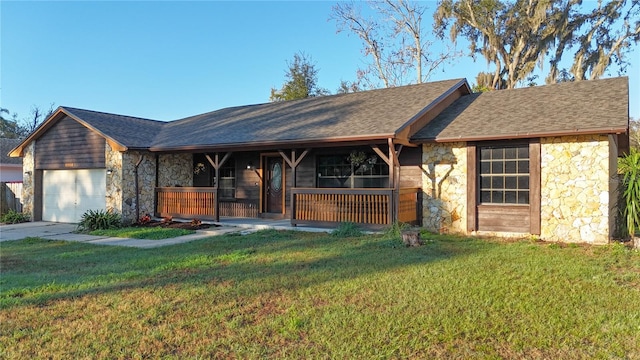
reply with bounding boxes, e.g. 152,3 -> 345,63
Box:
179,217 -> 335,234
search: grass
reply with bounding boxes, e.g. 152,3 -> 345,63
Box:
1,230 -> 639,359
88,227 -> 195,240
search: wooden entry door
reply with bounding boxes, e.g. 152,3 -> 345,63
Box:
265,157 -> 284,213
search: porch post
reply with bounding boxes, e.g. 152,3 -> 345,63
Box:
279,149 -> 310,225
388,138 -> 402,224
214,154 -> 220,222
205,152 -> 233,222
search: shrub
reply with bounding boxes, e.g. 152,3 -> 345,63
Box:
383,222 -> 410,238
77,209 -> 122,232
331,222 -> 363,237
619,148 -> 640,237
0,209 -> 30,224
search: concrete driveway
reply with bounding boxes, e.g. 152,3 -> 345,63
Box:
0,221 -> 243,248
0,222 -> 78,242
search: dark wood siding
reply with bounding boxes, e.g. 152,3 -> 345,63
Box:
477,205 -> 530,233
467,144 -> 477,232
35,116 -> 105,169
529,140 -> 541,235
234,152 -> 261,201
34,170 -> 43,221
296,155 -> 316,188
398,146 -> 422,188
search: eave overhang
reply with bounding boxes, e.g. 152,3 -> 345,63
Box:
8,107 -> 130,157
413,126 -> 629,143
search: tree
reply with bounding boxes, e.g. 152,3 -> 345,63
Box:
331,0 -> 460,89
435,0 -> 571,89
0,103 -> 55,139
270,52 -> 329,102
471,71 -> 503,92
550,0 -> 640,82
435,0 -> 640,89
336,80 -> 362,94
23,103 -> 55,134
0,108 -> 24,139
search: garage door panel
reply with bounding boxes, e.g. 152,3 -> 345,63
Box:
42,169 -> 106,223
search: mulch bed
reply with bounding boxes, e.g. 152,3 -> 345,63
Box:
134,220 -> 214,231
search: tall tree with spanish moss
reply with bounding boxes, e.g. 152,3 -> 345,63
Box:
435,0 -> 640,89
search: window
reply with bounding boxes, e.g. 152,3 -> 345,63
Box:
193,154 -> 236,199
478,144 -> 529,204
317,152 -> 389,188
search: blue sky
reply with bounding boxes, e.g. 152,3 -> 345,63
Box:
2,1 -> 638,122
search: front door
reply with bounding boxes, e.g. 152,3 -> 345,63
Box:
265,157 -> 284,213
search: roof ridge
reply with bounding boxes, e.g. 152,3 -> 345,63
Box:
479,75 -> 628,96
170,78 -> 467,123
62,106 -> 166,123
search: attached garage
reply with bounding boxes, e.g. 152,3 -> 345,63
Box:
28,113 -> 110,222
42,169 -> 106,222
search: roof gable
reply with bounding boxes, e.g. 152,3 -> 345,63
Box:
9,107 -> 165,157
412,77 -> 629,142
150,79 -> 469,151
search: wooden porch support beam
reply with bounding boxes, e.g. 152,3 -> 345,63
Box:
204,152 -> 234,222
370,144 -> 390,165
279,149 -> 311,224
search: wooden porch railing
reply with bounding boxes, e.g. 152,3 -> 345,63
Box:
291,187 -> 420,228
155,187 -> 217,220
155,187 -> 259,220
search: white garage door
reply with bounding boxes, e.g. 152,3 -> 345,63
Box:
42,169 -> 106,223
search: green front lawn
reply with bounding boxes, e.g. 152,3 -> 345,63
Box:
89,227 -> 195,240
1,230 -> 639,358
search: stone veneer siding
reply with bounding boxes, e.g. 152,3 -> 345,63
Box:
105,143 -> 123,216
120,151 -> 158,222
540,135 -> 616,244
158,153 -> 192,187
21,142 -> 35,219
105,147 -> 192,223
421,142 -> 467,234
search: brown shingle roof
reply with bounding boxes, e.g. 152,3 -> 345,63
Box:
1,138 -> 22,164
63,107 -> 165,149
150,79 -> 466,150
412,77 -> 629,142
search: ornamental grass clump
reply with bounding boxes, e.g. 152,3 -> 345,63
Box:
0,209 -> 30,224
77,209 -> 122,232
618,148 -> 640,237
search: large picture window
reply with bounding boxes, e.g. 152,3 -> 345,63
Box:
317,152 -> 389,188
193,154 -> 236,199
478,144 -> 529,204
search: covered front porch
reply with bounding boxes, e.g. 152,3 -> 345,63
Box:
155,186 -> 420,229
151,140 -> 423,229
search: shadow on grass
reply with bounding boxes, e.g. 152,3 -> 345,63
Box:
0,230 -> 497,309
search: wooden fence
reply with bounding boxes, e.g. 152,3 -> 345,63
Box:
292,187 -> 420,228
1,182 -> 23,215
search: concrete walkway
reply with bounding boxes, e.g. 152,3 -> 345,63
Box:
0,220 -> 331,248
